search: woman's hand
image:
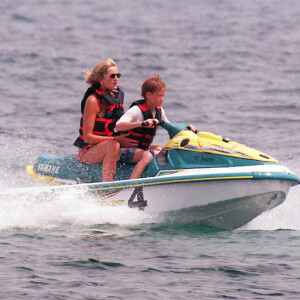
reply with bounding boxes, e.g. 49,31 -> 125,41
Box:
115,134 -> 138,148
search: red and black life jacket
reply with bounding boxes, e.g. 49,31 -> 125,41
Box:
74,84 -> 124,148
127,99 -> 162,150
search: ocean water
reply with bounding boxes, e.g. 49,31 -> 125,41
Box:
0,0 -> 300,299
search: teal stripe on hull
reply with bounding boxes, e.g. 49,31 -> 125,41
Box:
87,170 -> 300,193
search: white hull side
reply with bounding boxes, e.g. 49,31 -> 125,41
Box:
26,164 -> 298,229
96,179 -> 293,229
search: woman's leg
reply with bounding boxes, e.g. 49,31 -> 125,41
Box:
130,149 -> 153,179
102,140 -> 120,181
78,140 -> 120,182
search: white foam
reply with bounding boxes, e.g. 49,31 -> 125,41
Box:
0,187 -> 156,231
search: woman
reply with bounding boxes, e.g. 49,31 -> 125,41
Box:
74,58 -> 137,182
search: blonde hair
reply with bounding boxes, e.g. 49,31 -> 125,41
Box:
84,58 -> 117,86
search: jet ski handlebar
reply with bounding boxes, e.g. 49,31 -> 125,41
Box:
141,120 -> 165,127
141,120 -> 196,138
187,125 -> 197,134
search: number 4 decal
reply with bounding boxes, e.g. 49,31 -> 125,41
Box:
128,187 -> 147,210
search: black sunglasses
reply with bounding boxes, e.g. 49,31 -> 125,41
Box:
109,73 -> 121,79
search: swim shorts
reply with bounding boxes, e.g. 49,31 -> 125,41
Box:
118,148 -> 154,164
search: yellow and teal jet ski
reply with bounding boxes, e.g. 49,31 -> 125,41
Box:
27,122 -> 299,229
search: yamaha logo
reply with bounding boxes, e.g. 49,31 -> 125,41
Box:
37,163 -> 60,175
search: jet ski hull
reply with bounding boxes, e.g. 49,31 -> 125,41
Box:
27,164 -> 298,229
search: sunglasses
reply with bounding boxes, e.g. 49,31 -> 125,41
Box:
108,73 -> 121,79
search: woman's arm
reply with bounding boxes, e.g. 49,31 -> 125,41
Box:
83,95 -> 115,144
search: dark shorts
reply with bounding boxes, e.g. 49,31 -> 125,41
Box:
118,148 -> 154,165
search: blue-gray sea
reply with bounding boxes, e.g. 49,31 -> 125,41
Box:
0,0 -> 300,299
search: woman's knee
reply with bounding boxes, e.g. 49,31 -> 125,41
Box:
106,139 -> 120,153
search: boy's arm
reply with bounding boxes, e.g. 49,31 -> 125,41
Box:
116,119 -> 158,131
161,108 -> 170,123
115,106 -> 141,132
115,106 -> 158,131
115,121 -> 143,132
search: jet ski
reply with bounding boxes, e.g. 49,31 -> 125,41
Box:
27,121 -> 300,230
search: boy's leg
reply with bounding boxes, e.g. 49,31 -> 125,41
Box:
150,144 -> 163,155
130,149 -> 153,179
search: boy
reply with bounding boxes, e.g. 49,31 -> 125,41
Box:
115,74 -> 196,179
